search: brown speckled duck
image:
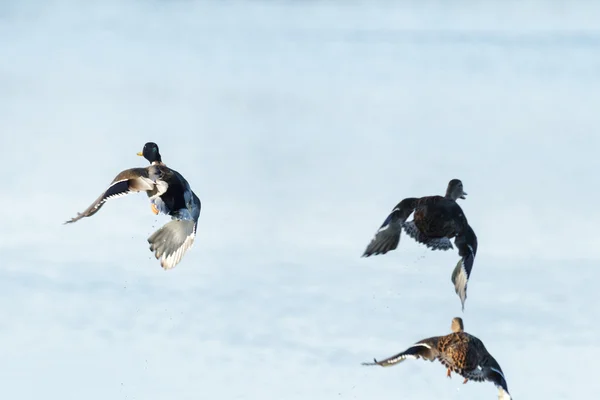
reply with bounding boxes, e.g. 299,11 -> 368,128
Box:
64,142 -> 201,270
362,179 -> 478,310
362,317 -> 511,400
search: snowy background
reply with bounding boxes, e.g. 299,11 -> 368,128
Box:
1,1 -> 599,399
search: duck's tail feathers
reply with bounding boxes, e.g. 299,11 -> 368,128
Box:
148,219 -> 197,270
402,221 -> 453,251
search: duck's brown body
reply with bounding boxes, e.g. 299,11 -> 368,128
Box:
412,195 -> 469,239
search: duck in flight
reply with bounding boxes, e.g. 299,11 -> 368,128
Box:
362,317 -> 512,400
362,179 -> 478,310
65,142 -> 201,270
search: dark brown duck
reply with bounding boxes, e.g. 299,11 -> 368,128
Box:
362,179 -> 478,310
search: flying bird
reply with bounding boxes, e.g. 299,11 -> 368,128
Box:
362,179 -> 477,309
362,317 -> 512,400
65,142 -> 201,270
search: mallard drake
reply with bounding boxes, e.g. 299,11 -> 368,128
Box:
65,142 -> 201,270
362,317 -> 511,400
362,179 -> 478,310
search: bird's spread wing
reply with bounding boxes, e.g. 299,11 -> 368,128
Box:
362,198 -> 419,257
64,168 -> 155,224
451,225 -> 478,310
362,338 -> 440,367
147,219 -> 197,270
464,365 -> 511,399
362,211 -> 403,256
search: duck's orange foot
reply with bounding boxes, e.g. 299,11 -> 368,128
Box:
446,368 -> 452,378
151,203 -> 159,215
463,378 -> 468,384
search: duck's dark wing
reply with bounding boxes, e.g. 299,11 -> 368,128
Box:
451,224 -> 478,310
464,355 -> 511,399
361,336 -> 441,367
64,168 -> 156,224
483,367 -> 511,400
362,198 -> 418,257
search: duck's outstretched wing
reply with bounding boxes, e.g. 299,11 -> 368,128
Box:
147,219 -> 198,270
64,168 -> 156,224
361,336 -> 441,367
362,197 -> 418,257
451,224 -> 478,310
483,367 -> 511,400
464,356 -> 511,400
